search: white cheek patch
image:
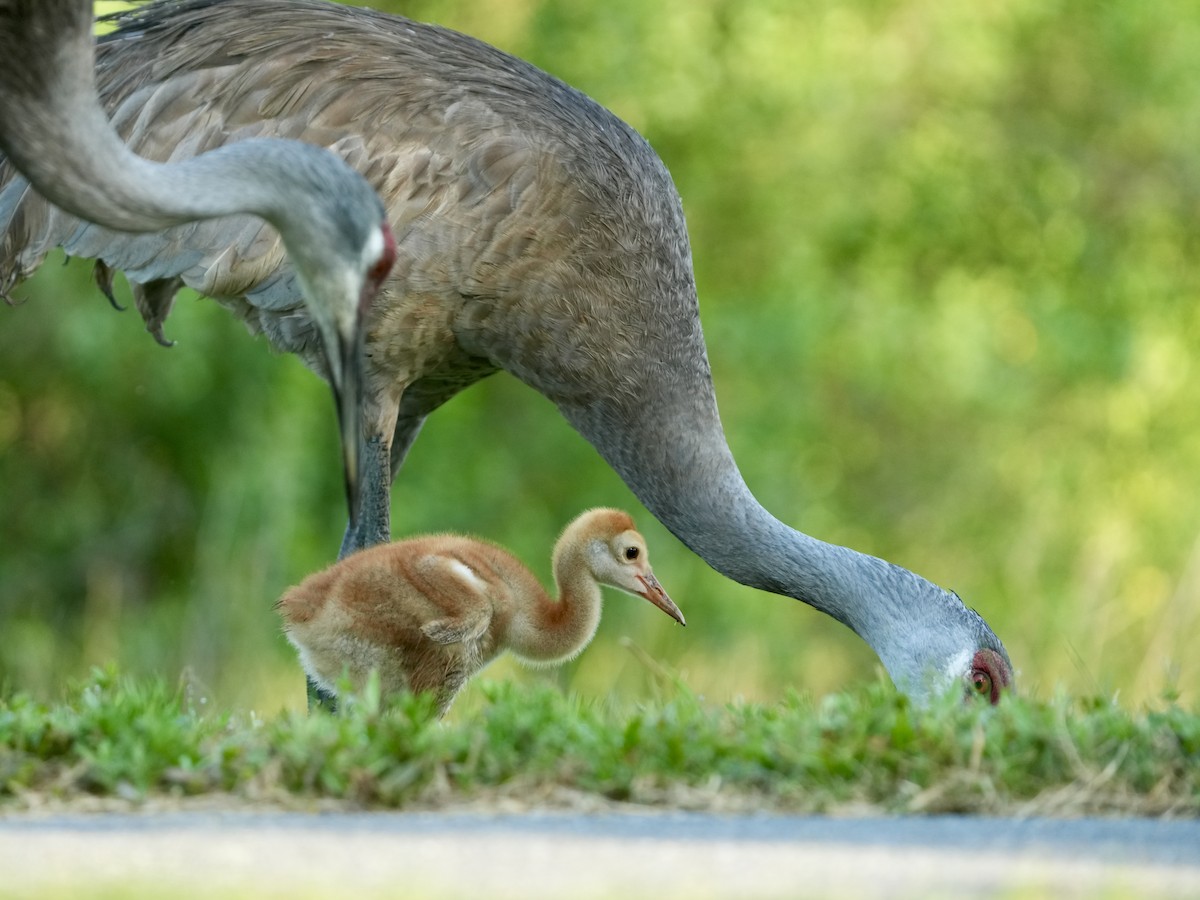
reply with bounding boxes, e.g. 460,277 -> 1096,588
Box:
361,226 -> 385,272
944,649 -> 971,682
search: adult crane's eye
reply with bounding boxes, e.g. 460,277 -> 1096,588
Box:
624,546 -> 639,561
970,669 -> 993,698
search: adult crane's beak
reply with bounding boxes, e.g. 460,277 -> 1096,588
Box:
636,572 -> 686,626
328,315 -> 365,529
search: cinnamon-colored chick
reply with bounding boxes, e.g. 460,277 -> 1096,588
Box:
276,508 -> 684,715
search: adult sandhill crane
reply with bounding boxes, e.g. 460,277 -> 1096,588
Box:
0,0 -> 397,520
277,508 -> 685,715
0,0 -> 1014,703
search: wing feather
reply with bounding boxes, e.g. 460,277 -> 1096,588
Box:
0,0 -> 667,383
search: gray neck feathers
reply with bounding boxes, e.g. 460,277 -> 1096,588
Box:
559,376 -> 992,695
0,0 -> 370,254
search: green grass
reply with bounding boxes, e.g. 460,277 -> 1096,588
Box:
1,668 -> 1196,817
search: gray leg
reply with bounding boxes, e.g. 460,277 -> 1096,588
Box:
337,380 -> 465,557
307,676 -> 338,713
316,376 -> 486,713
389,408 -> 427,477
338,433 -> 392,559
314,435 -> 391,715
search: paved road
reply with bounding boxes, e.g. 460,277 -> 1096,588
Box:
1,810 -> 1197,897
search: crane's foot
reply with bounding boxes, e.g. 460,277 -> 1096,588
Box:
133,277 -> 182,347
92,260 -> 125,311
307,676 -> 338,714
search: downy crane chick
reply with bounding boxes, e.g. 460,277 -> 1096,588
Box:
276,508 -> 685,715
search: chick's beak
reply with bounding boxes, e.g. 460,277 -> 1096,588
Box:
637,571 -> 686,626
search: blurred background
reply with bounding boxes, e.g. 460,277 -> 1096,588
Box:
2,0 -> 1198,711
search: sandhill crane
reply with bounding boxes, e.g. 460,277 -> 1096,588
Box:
0,0 -> 1013,702
277,508 -> 685,715
0,0 -> 397,520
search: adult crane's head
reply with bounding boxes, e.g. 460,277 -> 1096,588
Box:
0,0 -> 397,528
267,147 -> 396,525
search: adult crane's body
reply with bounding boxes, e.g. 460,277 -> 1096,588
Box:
0,0 -> 1013,700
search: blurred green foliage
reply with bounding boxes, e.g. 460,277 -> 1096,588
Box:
2,0 -> 1199,708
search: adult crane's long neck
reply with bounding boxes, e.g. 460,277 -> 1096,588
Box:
0,3 -> 319,235
9,96 -> 316,234
556,319 -> 938,675
0,0 -> 180,230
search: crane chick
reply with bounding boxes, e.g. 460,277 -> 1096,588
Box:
276,508 -> 685,715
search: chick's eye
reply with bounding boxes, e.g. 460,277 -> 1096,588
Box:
970,669 -> 993,698
624,546 -> 639,561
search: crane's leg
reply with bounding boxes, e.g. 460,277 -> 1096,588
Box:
385,370 -> 494,482
388,406 -> 429,477
337,433 -> 393,559
312,376 -> 486,713
309,436 -> 396,713
310,419 -> 400,713
307,677 -> 337,713
335,379 -> 459,559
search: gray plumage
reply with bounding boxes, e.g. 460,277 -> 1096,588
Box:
0,0 -> 1014,701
